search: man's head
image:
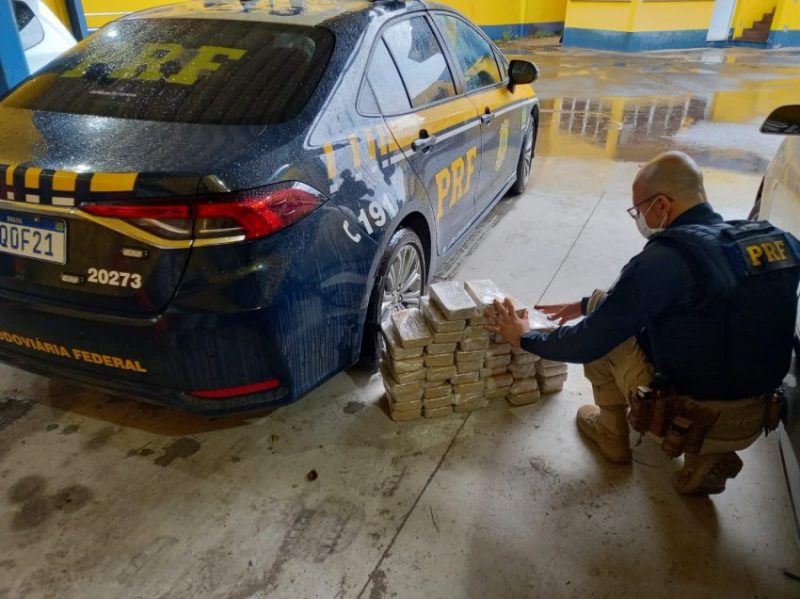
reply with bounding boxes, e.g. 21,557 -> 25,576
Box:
630,151 -> 707,236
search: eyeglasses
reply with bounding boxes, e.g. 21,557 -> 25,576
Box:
626,194 -> 672,219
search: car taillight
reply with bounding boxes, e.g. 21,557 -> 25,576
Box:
80,182 -> 326,244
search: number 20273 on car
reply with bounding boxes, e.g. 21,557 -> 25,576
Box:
0,211 -> 67,264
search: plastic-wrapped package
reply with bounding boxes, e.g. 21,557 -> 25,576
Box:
421,296 -> 466,333
424,352 -> 455,368
459,337 -> 489,352
458,362 -> 483,375
427,342 -> 458,355
381,320 -> 424,360
454,380 -> 484,396
451,371 -> 479,385
423,395 -> 452,409
433,330 -> 464,344
465,279 -> 527,315
486,342 -> 512,357
509,363 -> 538,379
456,349 -> 485,364
510,378 -> 539,395
430,281 -> 480,320
423,384 -> 452,400
486,354 -> 512,369
507,391 -> 541,406
427,365 -> 457,382
391,308 -> 433,349
485,373 -> 513,391
452,391 -> 484,405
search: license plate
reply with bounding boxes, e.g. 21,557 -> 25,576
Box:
0,211 -> 67,264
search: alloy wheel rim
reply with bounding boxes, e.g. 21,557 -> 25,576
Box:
380,246 -> 423,323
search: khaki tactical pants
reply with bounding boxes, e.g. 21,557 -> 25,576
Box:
582,291 -> 764,455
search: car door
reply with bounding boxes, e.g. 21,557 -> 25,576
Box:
373,15 -> 481,255
433,12 -> 528,210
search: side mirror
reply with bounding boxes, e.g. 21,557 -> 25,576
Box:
508,60 -> 539,91
761,105 -> 800,135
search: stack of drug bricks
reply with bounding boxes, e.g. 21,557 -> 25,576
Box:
380,279 -> 568,422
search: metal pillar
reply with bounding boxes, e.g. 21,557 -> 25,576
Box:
0,0 -> 29,95
65,0 -> 87,40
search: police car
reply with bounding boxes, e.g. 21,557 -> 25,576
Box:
0,0 -> 540,413
757,105 -> 800,537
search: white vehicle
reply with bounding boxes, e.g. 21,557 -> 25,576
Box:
757,104 -> 800,540
14,0 -> 76,73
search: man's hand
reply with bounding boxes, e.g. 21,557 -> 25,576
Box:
535,302 -> 582,326
484,298 -> 531,348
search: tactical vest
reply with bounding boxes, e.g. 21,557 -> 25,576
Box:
645,220 -> 800,400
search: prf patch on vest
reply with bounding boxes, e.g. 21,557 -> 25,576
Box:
736,235 -> 798,275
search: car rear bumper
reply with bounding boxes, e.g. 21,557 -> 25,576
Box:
0,344 -> 291,415
0,289 -> 298,414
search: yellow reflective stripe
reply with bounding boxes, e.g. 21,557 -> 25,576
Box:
385,97 -> 477,150
52,170 -> 78,193
5,164 -> 17,186
90,173 -> 138,193
323,143 -> 337,179
348,134 -> 362,169
364,129 -> 377,161
24,167 -> 42,190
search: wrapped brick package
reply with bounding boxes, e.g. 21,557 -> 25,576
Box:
379,280 -> 568,421
391,309 -> 433,349
429,281 -> 480,320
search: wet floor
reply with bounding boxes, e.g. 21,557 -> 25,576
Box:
503,44 -> 800,175
1,47 -> 800,598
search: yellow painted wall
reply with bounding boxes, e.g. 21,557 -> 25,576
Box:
564,1 -> 635,32
773,0 -> 800,30
632,0 -> 716,33
432,1 -> 567,25
523,0 -> 569,23
732,0 -> 776,37
441,0 -> 523,25
565,0 -> 715,33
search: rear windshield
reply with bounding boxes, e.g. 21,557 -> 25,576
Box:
3,18 -> 335,126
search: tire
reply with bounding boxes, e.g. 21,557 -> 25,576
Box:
358,227 -> 427,371
509,114 -> 538,196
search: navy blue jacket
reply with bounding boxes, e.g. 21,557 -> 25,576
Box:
520,203 -> 799,399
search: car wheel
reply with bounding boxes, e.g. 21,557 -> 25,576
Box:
510,115 -> 537,196
358,227 -> 427,371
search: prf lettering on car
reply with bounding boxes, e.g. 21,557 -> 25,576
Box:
62,43 -> 246,85
436,146 -> 478,221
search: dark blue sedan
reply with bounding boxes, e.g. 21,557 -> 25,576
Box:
0,0 -> 540,413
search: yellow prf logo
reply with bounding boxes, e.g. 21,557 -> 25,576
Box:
435,146 -> 477,221
62,43 -> 246,86
746,240 -> 788,266
495,120 -> 510,172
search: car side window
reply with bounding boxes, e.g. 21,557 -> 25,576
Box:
14,1 -> 44,51
382,16 -> 456,109
434,14 -> 502,93
361,39 -> 412,116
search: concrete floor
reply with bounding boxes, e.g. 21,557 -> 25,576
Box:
2,47 -> 800,598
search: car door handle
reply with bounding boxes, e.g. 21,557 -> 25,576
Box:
481,111 -> 495,125
412,132 -> 437,153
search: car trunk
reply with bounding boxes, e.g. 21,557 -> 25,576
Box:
0,109 -> 267,315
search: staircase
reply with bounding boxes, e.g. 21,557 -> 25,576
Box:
736,9 -> 775,43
